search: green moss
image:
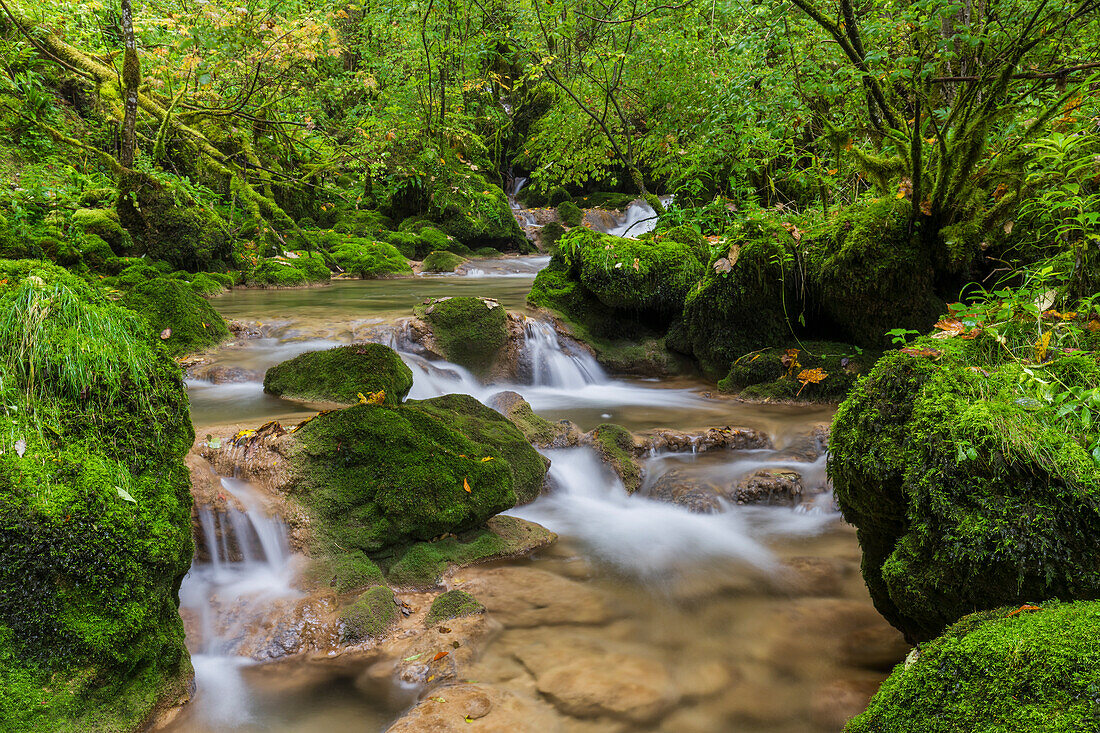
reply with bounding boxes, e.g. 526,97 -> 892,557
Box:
474,246 -> 499,257
677,220 -> 794,376
847,602 -> 1100,732
810,198 -> 944,348
424,590 -> 484,626
591,423 -> 641,493
421,250 -> 468,273
339,585 -> 397,642
331,551 -> 386,595
382,230 -> 420,259
77,234 -> 117,271
331,240 -> 411,279
540,221 -> 566,251
121,277 -> 230,356
289,403 -> 517,553
409,394 -> 549,504
0,260 -> 194,733
263,343 -> 414,404
331,209 -> 394,238
246,254 -> 331,286
829,337 -> 1100,642
71,209 -> 130,254
576,192 -> 636,210
717,342 -> 876,401
116,263 -> 161,290
547,186 -> 573,206
421,296 -> 508,377
491,391 -> 563,446
141,206 -> 230,272
433,182 -> 527,252
557,200 -> 583,227
188,273 -> 225,297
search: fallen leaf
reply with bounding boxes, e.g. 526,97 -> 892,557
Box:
432,651 -> 449,661
795,368 -> 828,396
403,653 -> 424,661
900,347 -> 942,358
1035,331 -> 1051,362
713,258 -> 732,274
116,487 -> 137,503
960,327 -> 982,340
933,318 -> 965,336
480,456 -> 494,462
1089,320 -> 1100,333
1006,604 -> 1042,617
463,477 -> 471,493
14,438 -> 25,457
781,348 -> 801,376
160,327 -> 172,339
1003,220 -> 1014,235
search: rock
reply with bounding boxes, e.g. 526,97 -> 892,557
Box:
187,363 -> 263,384
839,625 -> 910,672
779,556 -> 853,597
455,567 -> 618,628
227,319 -> 263,339
634,427 -> 772,455
586,423 -> 642,493
512,631 -> 681,724
732,469 -> 804,506
487,390 -> 582,449
263,343 -> 414,405
121,276 -> 230,356
646,469 -> 723,513
385,683 -> 560,732
419,296 -> 509,378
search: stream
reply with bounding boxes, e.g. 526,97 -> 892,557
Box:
169,258 -> 900,732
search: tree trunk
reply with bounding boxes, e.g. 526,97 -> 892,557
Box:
119,0 -> 139,169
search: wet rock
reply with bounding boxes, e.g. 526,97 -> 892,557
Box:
487,390 -> 582,449
512,632 -> 681,724
809,678 -> 882,730
187,363 -> 263,384
778,556 -> 854,597
386,683 -> 561,732
227,319 -> 263,339
732,469 -> 804,506
380,614 -> 503,686
634,426 -> 772,455
455,567 -> 618,628
646,469 -> 723,513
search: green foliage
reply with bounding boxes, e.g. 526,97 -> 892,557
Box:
263,343 -> 414,405
557,200 -> 583,227
848,602 -> 1100,732
121,277 -> 230,356
331,240 -> 411,279
424,590 -> 484,626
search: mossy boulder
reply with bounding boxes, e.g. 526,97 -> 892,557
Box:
847,602 -> 1100,732
409,393 -> 549,504
590,423 -> 641,493
327,550 -> 386,595
421,296 -> 509,378
288,402 -> 518,553
331,240 -> 411,279
424,590 -> 484,626
547,186 -> 573,206
540,221 -> 566,251
829,337 -> 1100,642
557,200 -> 583,227
76,233 -> 117,271
189,272 -> 225,297
718,342 -> 876,401
0,260 -> 194,733
121,277 -> 230,356
809,198 -> 944,348
71,208 -> 130,254
564,228 -> 705,314
246,254 -> 330,287
263,343 -> 414,405
331,209 -> 394,237
421,250 -> 468,273
433,182 -> 527,252
675,221 -> 794,375
339,585 -> 397,642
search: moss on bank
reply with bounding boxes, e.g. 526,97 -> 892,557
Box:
847,602 -> 1100,732
421,250 -> 467,273
718,342 -> 877,401
829,335 -> 1100,642
121,277 -> 230,356
263,344 -> 414,404
0,260 -> 194,733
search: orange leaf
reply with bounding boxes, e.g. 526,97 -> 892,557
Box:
797,368 -> 829,385
933,318 -> 965,336
463,477 -> 471,493
901,347 -> 941,358
432,651 -> 449,661
480,457 -> 494,462
1035,331 -> 1051,362
1006,604 -> 1042,617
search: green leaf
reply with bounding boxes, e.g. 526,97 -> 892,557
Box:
116,487 -> 137,503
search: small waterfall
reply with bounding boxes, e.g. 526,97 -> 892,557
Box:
606,201 -> 659,238
522,319 -> 606,388
181,477 -> 296,726
508,176 -> 528,209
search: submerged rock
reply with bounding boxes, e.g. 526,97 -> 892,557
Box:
386,682 -> 559,732
732,469 -> 805,506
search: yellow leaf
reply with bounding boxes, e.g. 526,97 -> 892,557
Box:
463,477 -> 472,493
1035,331 -> 1051,362
480,456 -> 494,462
358,390 -> 386,404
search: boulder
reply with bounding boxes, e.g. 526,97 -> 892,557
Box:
263,343 -> 414,404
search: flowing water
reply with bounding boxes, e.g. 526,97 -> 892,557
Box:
173,258 -> 897,732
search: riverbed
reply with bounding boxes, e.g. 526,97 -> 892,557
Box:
169,257 -> 901,732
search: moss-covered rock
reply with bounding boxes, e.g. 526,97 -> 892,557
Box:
245,254 -> 331,287
410,394 -> 549,504
121,277 -> 230,356
263,343 -> 414,405
829,336 -> 1100,642
424,590 -> 484,626
547,186 -> 573,206
590,423 -> 641,493
0,260 -> 194,733
433,182 -> 527,252
71,208 -> 130,254
810,198 -> 944,348
675,220 -> 794,376
557,200 -> 583,227
421,296 -> 509,378
288,403 -> 518,553
421,250 -> 468,273
540,221 -> 566,251
189,272 -> 225,297
331,240 -> 411,279
339,585 -> 397,642
718,342 -> 875,401
847,602 -> 1100,732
